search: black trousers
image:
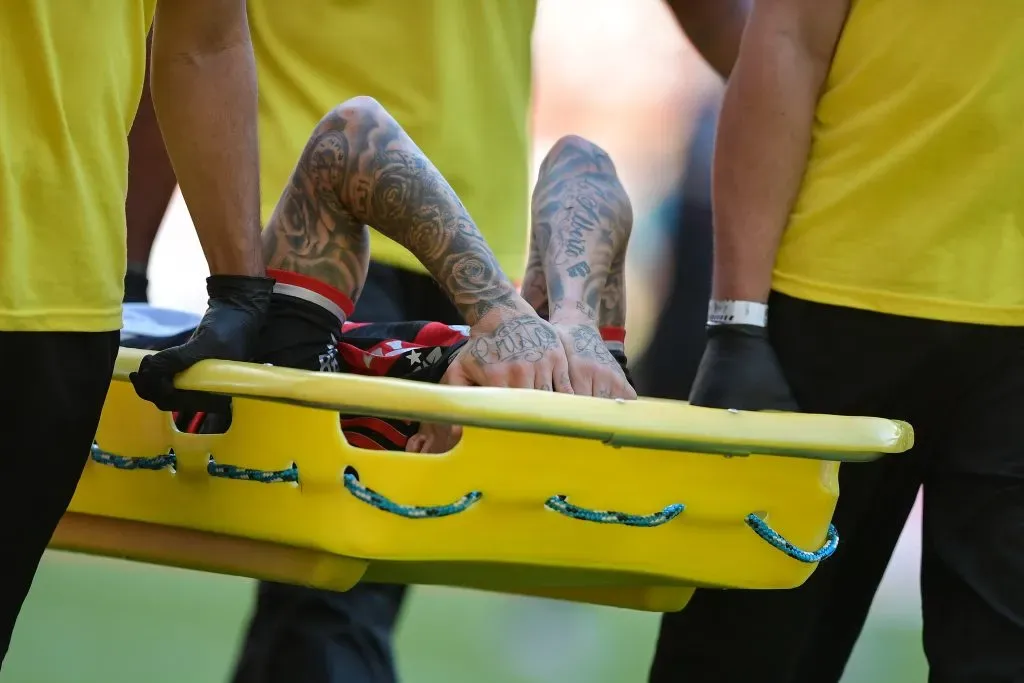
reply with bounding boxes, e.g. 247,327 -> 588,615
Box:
0,330 -> 119,667
649,292 -> 1024,683
231,262 -> 462,683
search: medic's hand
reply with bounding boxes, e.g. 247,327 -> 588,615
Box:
130,275 -> 274,412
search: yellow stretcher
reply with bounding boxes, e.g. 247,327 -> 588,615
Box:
52,348 -> 913,613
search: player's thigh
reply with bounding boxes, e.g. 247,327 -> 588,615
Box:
0,331 -> 118,650
921,326 -> 1024,683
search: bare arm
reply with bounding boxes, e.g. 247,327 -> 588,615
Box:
150,0 -> 263,276
262,96 -> 526,325
126,32 -> 177,270
665,0 -> 751,79
711,0 -> 848,302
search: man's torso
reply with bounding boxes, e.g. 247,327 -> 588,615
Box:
775,0 -> 1024,326
0,0 -> 155,331
250,0 -> 537,279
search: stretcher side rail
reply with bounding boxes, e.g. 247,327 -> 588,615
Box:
113,348 -> 913,463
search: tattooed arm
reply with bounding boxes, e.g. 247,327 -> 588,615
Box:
262,96 -> 572,392
525,135 -> 636,399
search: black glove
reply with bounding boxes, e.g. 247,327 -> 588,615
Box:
130,275 -> 275,413
688,324 -> 799,412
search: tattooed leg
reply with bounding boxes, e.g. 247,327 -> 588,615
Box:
520,232 -> 548,318
263,96 -> 528,325
528,135 -> 632,324
598,237 -> 628,329
525,135 -> 635,398
261,121 -> 371,306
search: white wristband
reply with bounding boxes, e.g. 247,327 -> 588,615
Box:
707,299 -> 768,327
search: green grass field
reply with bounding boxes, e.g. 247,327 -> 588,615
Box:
3,550 -> 926,683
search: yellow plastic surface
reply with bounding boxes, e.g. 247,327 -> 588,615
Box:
54,348 -> 913,613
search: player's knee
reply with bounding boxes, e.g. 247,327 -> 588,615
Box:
327,95 -> 393,128
549,133 -> 606,156
541,134 -> 617,174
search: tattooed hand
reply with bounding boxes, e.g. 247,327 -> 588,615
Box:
442,311 -> 573,393
553,322 -> 636,400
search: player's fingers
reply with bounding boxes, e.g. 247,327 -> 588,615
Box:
552,352 -> 574,395
406,434 -> 427,453
572,364 -> 595,397
528,358 -> 553,391
592,379 -> 613,400
450,425 -> 464,444
618,378 -> 638,401
471,363 -> 509,388
504,362 -> 533,390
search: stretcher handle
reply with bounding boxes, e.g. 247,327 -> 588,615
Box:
112,348 -> 913,462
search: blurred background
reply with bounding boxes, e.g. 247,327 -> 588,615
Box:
3,1 -> 927,681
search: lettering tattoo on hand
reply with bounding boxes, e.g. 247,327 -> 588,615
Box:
469,315 -> 559,365
569,324 -> 618,367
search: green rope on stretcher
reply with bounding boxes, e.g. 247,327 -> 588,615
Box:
206,456 -> 299,484
90,443 -> 176,471
88,442 -> 839,562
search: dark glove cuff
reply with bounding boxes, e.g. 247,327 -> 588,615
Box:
206,274 -> 276,299
705,323 -> 770,340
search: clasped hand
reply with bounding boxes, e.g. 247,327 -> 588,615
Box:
443,304 -> 635,400
443,305 -> 573,392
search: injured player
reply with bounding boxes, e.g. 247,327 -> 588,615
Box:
123,96 -> 637,453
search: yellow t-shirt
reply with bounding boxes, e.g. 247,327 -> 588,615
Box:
0,0 -> 155,331
774,0 -> 1024,326
249,0 -> 536,279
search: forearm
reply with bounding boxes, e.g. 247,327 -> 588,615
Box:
667,0 -> 751,79
312,97 -> 522,326
126,33 -> 177,266
711,6 -> 840,303
150,4 -> 263,276
531,136 -> 632,327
